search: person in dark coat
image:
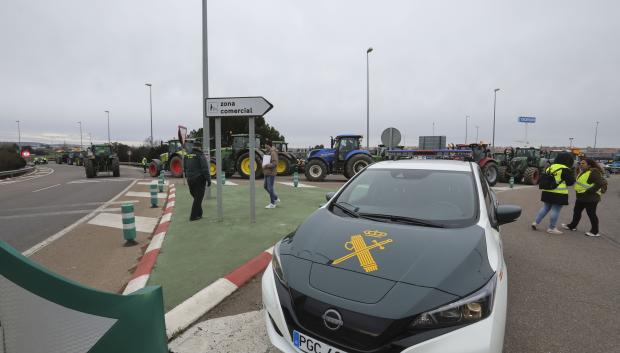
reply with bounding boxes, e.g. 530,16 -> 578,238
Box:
532,152 -> 575,234
562,158 -> 605,237
183,143 -> 211,221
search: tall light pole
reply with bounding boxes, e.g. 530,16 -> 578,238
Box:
16,120 -> 21,153
465,115 -> 470,144
475,125 -> 479,143
88,132 -> 93,144
432,122 -> 435,136
366,47 -> 373,150
145,83 -> 153,146
569,137 -> 574,148
105,110 -> 110,144
594,121 -> 600,149
492,88 -> 500,150
203,0 -> 212,199
77,121 -> 83,150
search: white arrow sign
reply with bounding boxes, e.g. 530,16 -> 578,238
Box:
205,96 -> 273,118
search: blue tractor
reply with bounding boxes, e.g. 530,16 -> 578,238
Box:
304,134 -> 374,181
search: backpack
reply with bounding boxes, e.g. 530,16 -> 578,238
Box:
539,166 -> 566,190
600,173 -> 608,194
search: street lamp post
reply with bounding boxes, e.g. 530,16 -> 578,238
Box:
203,0 -> 212,199
569,137 -> 574,148
432,122 -> 435,136
78,121 -> 83,150
145,83 -> 153,146
105,110 -> 110,144
492,88 -> 500,150
594,121 -> 600,149
475,125 -> 479,143
366,47 -> 373,150
16,120 -> 21,153
465,115 -> 470,144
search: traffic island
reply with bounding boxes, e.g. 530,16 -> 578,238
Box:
146,181 -> 337,333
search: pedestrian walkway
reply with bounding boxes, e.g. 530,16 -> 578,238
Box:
88,212 -> 158,233
125,191 -> 168,199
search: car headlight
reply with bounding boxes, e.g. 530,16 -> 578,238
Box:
410,273 -> 497,330
272,242 -> 287,286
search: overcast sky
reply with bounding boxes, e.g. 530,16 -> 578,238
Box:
1,0 -> 619,148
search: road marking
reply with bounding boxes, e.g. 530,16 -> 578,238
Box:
277,181 -> 316,188
212,180 -> 238,186
22,179 -> 139,257
125,191 -> 167,199
67,178 -> 136,184
31,183 -> 61,193
0,167 -> 54,185
0,200 -> 141,214
0,209 -> 94,220
88,212 -> 158,233
137,181 -> 169,186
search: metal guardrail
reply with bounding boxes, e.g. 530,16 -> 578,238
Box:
0,166 -> 35,179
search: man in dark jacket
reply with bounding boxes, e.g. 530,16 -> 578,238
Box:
183,143 -> 211,221
532,152 -> 576,234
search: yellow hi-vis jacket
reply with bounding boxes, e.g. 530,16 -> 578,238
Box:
544,164 -> 569,195
141,157 -> 147,166
575,170 -> 602,196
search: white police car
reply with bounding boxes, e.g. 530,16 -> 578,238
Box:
262,160 -> 521,353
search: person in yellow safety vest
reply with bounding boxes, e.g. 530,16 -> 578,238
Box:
531,152 -> 576,235
561,158 -> 605,237
142,157 -> 148,173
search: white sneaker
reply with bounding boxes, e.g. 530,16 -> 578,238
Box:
561,224 -> 576,231
265,203 -> 276,209
275,198 -> 281,204
585,232 -> 601,237
547,228 -> 563,235
531,222 -> 538,230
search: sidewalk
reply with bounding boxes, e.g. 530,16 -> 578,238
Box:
147,181 -> 338,311
29,179 -> 169,293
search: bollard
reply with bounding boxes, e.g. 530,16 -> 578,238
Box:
158,174 -> 164,192
122,203 -> 138,246
293,166 -> 299,188
509,176 -> 514,188
150,183 -> 158,208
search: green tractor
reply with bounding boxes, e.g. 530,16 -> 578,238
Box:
499,147 -> 549,185
209,134 -> 264,179
272,141 -> 298,176
149,140 -> 187,178
84,144 -> 120,178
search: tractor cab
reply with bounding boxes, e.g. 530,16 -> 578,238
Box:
305,134 -> 373,181
273,141 -> 289,152
332,135 -> 362,161
231,134 -> 261,150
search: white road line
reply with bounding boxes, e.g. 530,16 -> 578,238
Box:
0,209 -> 94,220
0,200 -> 141,213
88,212 -> 158,233
32,183 -> 61,193
22,179 -> 139,257
277,181 -> 316,188
0,167 -> 54,185
125,191 -> 167,199
212,180 -> 238,186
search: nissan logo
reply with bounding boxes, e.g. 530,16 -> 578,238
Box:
322,309 -> 343,330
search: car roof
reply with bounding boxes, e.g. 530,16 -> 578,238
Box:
368,159 -> 473,172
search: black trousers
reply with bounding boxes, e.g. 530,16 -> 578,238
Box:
567,200 -> 599,234
188,175 -> 206,220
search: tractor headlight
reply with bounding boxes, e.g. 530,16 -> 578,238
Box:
409,273 -> 497,330
271,242 -> 287,286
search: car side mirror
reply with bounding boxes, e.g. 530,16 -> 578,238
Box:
325,192 -> 336,202
496,205 -> 522,225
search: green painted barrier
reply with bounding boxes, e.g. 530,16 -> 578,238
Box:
0,241 -> 168,353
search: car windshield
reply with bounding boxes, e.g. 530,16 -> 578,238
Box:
332,168 -> 478,228
95,146 -> 110,156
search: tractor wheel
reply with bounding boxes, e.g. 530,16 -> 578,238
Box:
498,166 -> 509,183
345,154 -> 373,179
482,162 -> 499,186
523,167 -> 540,185
149,160 -> 161,178
276,156 -> 291,176
305,159 -> 327,181
169,155 -> 184,178
236,152 -> 262,179
209,159 -> 217,178
85,159 -> 95,178
112,158 -> 120,177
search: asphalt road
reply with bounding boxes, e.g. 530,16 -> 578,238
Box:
0,163 -> 146,252
175,177 -> 620,353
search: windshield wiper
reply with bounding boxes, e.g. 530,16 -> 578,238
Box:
332,201 -> 360,218
358,213 -> 445,228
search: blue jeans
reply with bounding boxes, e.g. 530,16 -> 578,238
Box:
264,175 -> 278,204
535,202 -> 563,229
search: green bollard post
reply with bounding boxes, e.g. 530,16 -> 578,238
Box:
150,183 -> 158,208
222,173 -> 226,185
293,165 -> 299,188
509,176 -> 514,189
158,174 -> 164,192
121,203 -> 138,246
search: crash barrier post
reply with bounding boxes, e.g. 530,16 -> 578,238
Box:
121,203 -> 137,246
150,184 -> 158,208
293,165 -> 299,187
158,174 -> 164,192
0,241 -> 168,353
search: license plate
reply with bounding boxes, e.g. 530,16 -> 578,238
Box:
292,330 -> 347,353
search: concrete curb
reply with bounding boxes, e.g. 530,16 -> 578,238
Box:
122,183 -> 176,295
164,246 -> 274,339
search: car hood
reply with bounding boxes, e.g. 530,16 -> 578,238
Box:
279,208 -> 494,300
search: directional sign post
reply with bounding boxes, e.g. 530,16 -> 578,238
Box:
206,97 -> 273,222
518,116 -> 536,146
